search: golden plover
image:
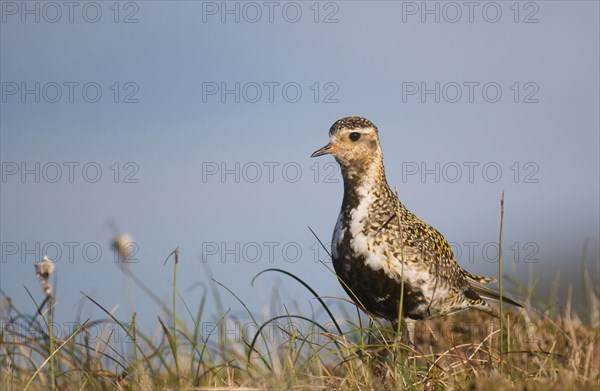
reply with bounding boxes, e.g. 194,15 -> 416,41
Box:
311,116 -> 520,334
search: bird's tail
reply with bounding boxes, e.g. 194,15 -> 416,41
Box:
467,277 -> 523,309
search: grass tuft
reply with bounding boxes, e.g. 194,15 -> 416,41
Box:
1,242 -> 598,390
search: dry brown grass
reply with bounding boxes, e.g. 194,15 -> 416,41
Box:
1,237 -> 598,390
1,270 -> 598,390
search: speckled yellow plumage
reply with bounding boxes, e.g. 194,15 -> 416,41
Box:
312,116 -> 520,326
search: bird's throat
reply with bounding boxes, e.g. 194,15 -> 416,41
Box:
340,160 -> 389,212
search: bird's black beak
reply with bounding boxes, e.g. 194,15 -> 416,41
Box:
311,142 -> 335,157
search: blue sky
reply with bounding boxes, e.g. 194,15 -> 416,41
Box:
1,1 -> 599,331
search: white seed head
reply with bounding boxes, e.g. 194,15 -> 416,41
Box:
35,256 -> 55,278
113,233 -> 135,262
35,256 -> 55,295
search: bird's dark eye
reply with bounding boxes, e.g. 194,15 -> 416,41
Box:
349,132 -> 361,141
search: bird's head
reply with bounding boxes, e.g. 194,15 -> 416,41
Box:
311,117 -> 383,176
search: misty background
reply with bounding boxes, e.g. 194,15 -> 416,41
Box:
1,1 -> 598,333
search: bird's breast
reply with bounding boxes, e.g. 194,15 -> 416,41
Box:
331,210 -> 346,260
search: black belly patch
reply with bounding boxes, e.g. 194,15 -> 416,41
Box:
333,255 -> 429,321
